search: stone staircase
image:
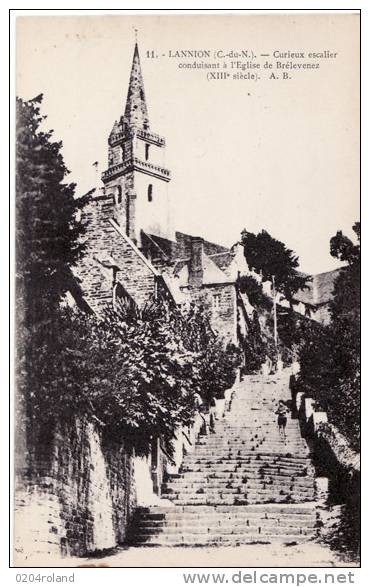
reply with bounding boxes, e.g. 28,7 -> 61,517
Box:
129,372 -> 320,546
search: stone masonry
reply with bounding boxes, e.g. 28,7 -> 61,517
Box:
14,419 -> 136,564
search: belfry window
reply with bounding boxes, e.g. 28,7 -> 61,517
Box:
145,143 -> 150,161
148,184 -> 153,202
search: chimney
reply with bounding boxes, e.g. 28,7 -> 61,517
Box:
189,237 -> 204,287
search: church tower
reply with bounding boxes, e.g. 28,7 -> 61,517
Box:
101,43 -> 172,246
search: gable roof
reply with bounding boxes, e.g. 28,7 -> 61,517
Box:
202,255 -> 235,286
142,231 -> 179,260
209,251 -> 235,271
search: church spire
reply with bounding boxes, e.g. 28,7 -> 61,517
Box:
123,42 -> 150,130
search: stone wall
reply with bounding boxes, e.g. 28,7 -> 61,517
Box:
184,283 -> 237,345
73,194 -> 158,314
291,379 -> 360,506
312,424 -> 360,504
14,418 -> 136,565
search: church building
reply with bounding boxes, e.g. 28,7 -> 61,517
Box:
71,42 -> 254,346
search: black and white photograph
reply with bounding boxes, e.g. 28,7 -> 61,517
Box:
12,11 -> 360,569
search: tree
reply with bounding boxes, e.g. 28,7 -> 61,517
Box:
297,222 -> 360,450
238,274 -> 272,310
19,298 -> 242,457
326,222 -> 360,449
16,95 -> 87,451
195,340 -> 242,402
16,94 -> 86,325
241,229 -> 311,307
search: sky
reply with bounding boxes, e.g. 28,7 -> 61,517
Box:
16,13 -> 360,275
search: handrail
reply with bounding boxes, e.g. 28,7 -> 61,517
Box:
182,430 -> 192,446
159,442 -> 176,466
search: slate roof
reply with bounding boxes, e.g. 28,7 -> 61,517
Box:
141,230 -> 235,288
201,255 -> 234,285
208,251 -> 235,271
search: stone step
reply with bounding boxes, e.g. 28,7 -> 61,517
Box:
161,496 -> 316,506
134,525 -> 315,537
137,503 -> 317,515
180,463 -> 312,473
137,514 -> 317,526
209,429 -> 301,435
182,454 -> 311,462
168,471 -> 313,482
171,471 -> 310,479
188,451 -> 309,459
196,446 -> 306,451
194,446 -> 306,451
167,475 -> 314,485
180,469 -> 313,479
196,445 -> 306,450
165,481 -> 313,491
180,464 -> 312,473
161,497 -> 314,507
130,533 -> 316,546
183,452 -> 310,461
163,477 -> 315,487
195,437 -> 306,443
162,485 -> 315,495
197,433 -> 304,438
181,458 -> 311,465
161,497 -> 316,506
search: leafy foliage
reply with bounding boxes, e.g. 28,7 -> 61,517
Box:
237,274 -> 310,372
243,313 -> 271,373
298,222 -> 360,451
241,229 -> 311,306
194,340 -> 242,402
19,301 -> 241,456
236,276 -> 269,373
238,274 -> 272,310
276,307 -> 324,361
16,94 -> 86,324
16,94 -> 88,452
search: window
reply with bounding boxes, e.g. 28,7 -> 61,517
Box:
148,184 -> 153,202
145,143 -> 150,161
212,293 -> 221,311
117,185 -> 122,204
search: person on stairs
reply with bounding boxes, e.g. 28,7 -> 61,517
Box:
209,396 -> 217,434
276,400 -> 289,440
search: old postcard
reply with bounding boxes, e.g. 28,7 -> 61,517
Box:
13,12 -> 360,568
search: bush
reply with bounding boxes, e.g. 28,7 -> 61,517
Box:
20,300 -> 242,457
